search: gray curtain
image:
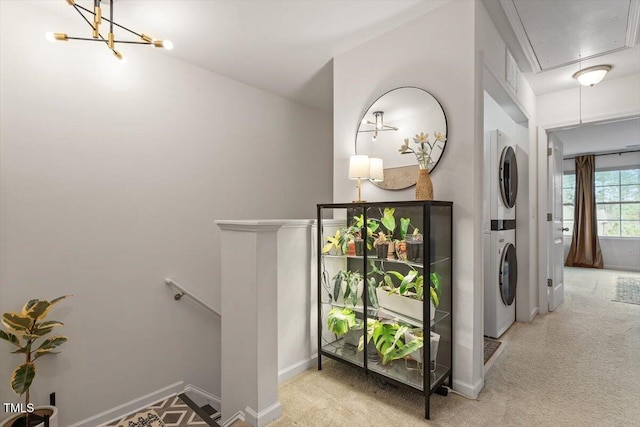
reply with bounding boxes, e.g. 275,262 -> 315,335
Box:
565,155 -> 604,268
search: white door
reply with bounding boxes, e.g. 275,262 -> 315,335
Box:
547,135 -> 564,311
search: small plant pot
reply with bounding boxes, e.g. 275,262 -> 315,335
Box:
1,406 -> 58,427
395,240 -> 407,261
342,327 -> 362,347
406,234 -> 423,263
387,240 -> 396,260
354,238 -> 365,256
375,243 -> 389,259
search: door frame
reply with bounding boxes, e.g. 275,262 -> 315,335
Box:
536,114 -> 639,314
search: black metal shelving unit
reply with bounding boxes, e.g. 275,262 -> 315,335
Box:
317,201 -> 453,419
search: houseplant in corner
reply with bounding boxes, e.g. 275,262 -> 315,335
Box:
0,296 -> 70,427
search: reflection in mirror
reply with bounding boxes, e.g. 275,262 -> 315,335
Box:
356,87 -> 447,190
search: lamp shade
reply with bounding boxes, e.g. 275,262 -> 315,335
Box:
369,158 -> 384,182
572,65 -> 611,87
349,155 -> 370,179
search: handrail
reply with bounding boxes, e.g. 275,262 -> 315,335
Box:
165,278 -> 221,317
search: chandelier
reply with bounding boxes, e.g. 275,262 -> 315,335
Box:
46,0 -> 173,61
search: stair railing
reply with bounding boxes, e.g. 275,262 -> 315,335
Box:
165,278 -> 221,317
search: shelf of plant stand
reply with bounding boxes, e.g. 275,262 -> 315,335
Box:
375,307 -> 450,329
322,300 -> 378,317
321,337 -> 364,367
368,255 -> 451,269
365,350 -> 451,392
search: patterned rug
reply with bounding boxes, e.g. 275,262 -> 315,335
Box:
484,338 -> 502,364
614,276 -> 640,305
111,409 -> 165,427
106,396 -> 211,427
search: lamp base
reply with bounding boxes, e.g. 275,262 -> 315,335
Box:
352,200 -> 366,203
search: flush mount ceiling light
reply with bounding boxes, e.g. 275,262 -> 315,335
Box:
45,0 -> 173,61
572,65 -> 612,87
358,111 -> 398,141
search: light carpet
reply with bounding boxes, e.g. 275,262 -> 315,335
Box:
271,267 -> 640,426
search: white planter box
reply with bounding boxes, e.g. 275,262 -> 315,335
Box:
376,288 -> 435,322
405,331 -> 440,367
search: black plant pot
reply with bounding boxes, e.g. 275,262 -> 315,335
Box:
375,243 -> 389,259
354,239 -> 364,256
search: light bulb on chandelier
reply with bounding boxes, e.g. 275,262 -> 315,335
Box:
45,0 -> 173,60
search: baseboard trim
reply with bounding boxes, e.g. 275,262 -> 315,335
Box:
451,377 -> 483,399
244,402 -> 282,427
69,382 -> 184,427
604,264 -> 640,272
221,411 -> 245,427
530,307 -> 539,320
183,384 -> 221,411
278,355 -> 317,383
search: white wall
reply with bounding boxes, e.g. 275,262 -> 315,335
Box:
334,0 -> 483,397
537,74 -> 640,128
562,152 -> 640,271
0,2 -> 332,425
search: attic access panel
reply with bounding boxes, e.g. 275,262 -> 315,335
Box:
513,0 -> 631,70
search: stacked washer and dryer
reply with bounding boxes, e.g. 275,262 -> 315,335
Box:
483,130 -> 519,339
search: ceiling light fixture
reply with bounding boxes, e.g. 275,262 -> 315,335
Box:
358,111 -> 398,141
572,65 -> 612,87
45,0 -> 173,61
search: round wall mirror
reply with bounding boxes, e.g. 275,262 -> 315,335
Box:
355,87 -> 447,190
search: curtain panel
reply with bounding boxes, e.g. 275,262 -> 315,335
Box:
565,155 -> 604,268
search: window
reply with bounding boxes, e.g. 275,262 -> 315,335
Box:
563,168 -> 640,238
562,174 -> 575,236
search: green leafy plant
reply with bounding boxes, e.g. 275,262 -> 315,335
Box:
398,217 -> 411,240
372,262 -> 442,309
358,319 -> 424,365
380,207 -> 396,238
0,295 -> 70,425
332,270 -> 363,306
327,307 -> 357,335
353,214 -> 379,250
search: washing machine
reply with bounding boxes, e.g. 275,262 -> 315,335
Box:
484,229 -> 517,339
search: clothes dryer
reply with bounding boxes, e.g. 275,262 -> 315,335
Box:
484,130 -> 518,229
484,229 -> 517,339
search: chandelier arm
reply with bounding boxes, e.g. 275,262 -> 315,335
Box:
66,36 -> 150,46
75,3 -> 145,39
71,3 -> 108,46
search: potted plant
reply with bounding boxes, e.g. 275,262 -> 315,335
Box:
332,270 -> 364,307
405,228 -> 423,263
0,296 -> 70,427
373,263 -> 442,322
358,319 -> 423,365
394,217 -> 412,261
352,214 -> 379,256
326,308 -> 362,347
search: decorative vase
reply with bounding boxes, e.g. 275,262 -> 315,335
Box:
415,169 -> 434,200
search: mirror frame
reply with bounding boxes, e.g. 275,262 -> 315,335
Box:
355,86 -> 448,190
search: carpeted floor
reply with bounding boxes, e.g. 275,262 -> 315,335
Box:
271,267 -> 640,426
